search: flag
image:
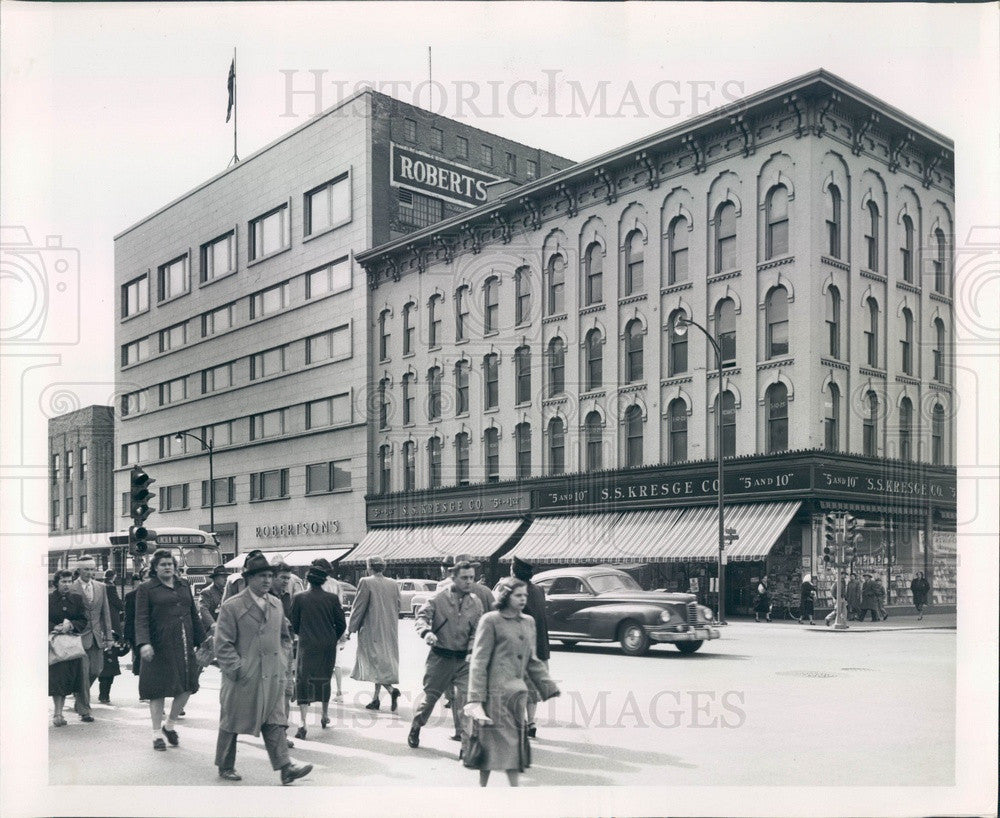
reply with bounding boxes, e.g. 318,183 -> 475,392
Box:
226,59 -> 235,123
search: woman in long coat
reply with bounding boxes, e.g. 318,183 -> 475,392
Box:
135,549 -> 205,751
798,574 -> 817,625
49,570 -> 88,726
289,560 -> 346,738
754,575 -> 772,622
347,556 -> 401,709
465,577 -> 560,787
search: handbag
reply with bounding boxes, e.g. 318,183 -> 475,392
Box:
194,635 -> 214,668
462,720 -> 487,769
48,632 -> 85,666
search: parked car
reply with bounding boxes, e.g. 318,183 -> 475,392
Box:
529,565 -> 720,656
222,572 -> 356,610
396,579 -> 439,617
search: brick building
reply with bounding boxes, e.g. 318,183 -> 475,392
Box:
48,405 -> 115,535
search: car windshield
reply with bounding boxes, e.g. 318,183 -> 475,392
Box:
588,573 -> 642,594
424,581 -> 437,591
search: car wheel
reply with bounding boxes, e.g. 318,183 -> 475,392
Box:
675,640 -> 703,655
560,640 -> 579,648
618,620 -> 651,656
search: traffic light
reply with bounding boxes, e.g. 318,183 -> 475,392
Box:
823,544 -> 835,565
843,514 -> 861,565
129,524 -> 157,555
129,466 -> 156,524
823,513 -> 837,546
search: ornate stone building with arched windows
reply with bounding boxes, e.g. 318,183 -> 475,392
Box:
355,70 -> 956,615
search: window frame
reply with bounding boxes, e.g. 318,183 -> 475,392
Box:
455,361 -> 470,415
901,308 -> 914,375
547,337 -> 565,397
585,411 -> 603,471
157,254 -> 191,303
824,383 -> 840,452
455,432 -> 470,486
402,373 -> 415,425
826,286 -> 841,359
515,422 -> 531,479
765,184 -> 789,259
865,298 -> 880,367
584,242 -> 603,306
625,320 -> 644,383
899,397 -> 913,461
427,367 -> 442,421
514,345 -> 531,405
900,215 -> 914,283
402,302 -> 415,355
483,278 -> 499,334
121,274 -> 150,319
548,416 -> 565,475
585,329 -> 603,390
251,469 -> 289,502
249,202 -> 290,262
200,230 -> 236,284
863,392 -> 879,457
428,294 -> 443,348
667,398 -> 687,463
624,405 -> 643,468
715,202 -> 738,274
428,437 -> 442,488
484,354 -> 499,410
624,230 -> 644,296
826,185 -> 842,259
668,216 -> 689,284
765,287 -> 789,359
765,383 -> 788,454
484,427 -> 500,483
514,267 -> 531,326
715,299 -> 736,367
546,254 -> 565,316
865,201 -> 880,272
402,441 -> 416,491
455,286 -> 470,341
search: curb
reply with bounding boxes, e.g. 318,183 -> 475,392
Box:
806,625 -> 956,633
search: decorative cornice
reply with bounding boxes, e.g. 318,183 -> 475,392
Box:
757,256 -> 794,273
542,396 -> 568,407
929,381 -> 952,393
662,281 -> 694,295
896,375 -> 920,386
542,313 -> 567,325
896,281 -> 921,295
923,149 -> 948,189
707,270 -> 741,285
580,389 -> 606,399
708,367 -> 741,378
618,293 -> 648,307
853,111 -> 880,155
888,132 -> 915,173
859,366 -> 886,379
660,376 -> 693,387
520,196 -> 541,231
860,269 -> 887,284
757,358 -> 794,372
820,357 -> 850,371
635,150 -> 659,189
594,167 -> 617,204
730,113 -> 756,156
555,183 -> 578,218
579,303 -> 606,316
928,291 -> 953,306
618,383 -> 647,395
682,133 -> 706,173
783,93 -> 807,138
821,255 -> 850,272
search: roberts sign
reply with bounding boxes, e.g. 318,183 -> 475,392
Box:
391,144 -> 501,207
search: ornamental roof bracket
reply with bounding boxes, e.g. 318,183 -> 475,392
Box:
730,114 -> 756,157
635,150 -> 659,189
594,166 -> 617,204
888,132 -> 915,173
852,111 -> 880,156
460,223 -> 482,255
555,182 -> 578,217
519,196 -> 542,231
406,243 -> 426,275
490,210 -> 513,244
681,133 -> 706,174
386,255 -> 400,283
814,91 -> 840,137
782,92 -> 807,138
435,234 -> 455,264
922,148 -> 948,189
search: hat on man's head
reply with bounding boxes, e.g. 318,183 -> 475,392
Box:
242,552 -> 274,578
77,556 -> 96,568
208,565 -> 229,579
512,556 -> 533,581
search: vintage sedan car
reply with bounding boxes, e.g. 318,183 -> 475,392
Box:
530,566 -> 720,656
396,578 -> 439,617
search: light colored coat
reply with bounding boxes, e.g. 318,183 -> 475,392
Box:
72,578 -> 113,649
214,589 -> 292,736
348,574 -> 401,683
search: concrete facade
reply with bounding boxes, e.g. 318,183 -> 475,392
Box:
48,405 -> 115,534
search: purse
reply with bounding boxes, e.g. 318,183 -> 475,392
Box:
462,720 -> 487,769
48,632 -> 85,666
194,635 -> 214,668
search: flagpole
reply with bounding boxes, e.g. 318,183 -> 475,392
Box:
232,47 -> 239,165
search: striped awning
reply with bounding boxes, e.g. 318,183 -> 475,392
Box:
653,501 -> 801,562
499,514 -> 621,563
343,519 -> 523,565
281,547 -> 355,567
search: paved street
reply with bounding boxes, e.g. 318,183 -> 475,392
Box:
49,613 -> 955,787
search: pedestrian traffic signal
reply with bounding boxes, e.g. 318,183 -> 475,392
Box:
129,466 -> 156,524
129,524 -> 157,555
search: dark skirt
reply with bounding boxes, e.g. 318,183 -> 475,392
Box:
49,657 -> 86,697
800,597 -> 815,617
100,650 -> 122,679
754,593 -> 771,613
295,643 -> 337,704
474,689 -> 531,772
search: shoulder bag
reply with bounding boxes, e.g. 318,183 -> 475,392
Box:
48,632 -> 85,666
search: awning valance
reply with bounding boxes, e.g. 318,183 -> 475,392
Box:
344,520 -> 523,565
223,550 -> 287,569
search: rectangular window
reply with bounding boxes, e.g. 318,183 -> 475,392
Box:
306,325 -> 350,364
250,469 -> 289,501
122,336 -> 151,366
121,389 -> 147,416
201,476 -> 236,507
121,442 -> 138,466
250,282 -> 289,319
202,363 -> 233,393
481,145 -> 493,166
251,409 -> 284,440
79,494 -> 88,528
157,255 -> 190,302
306,459 -> 351,494
526,159 -> 538,180
121,491 -> 129,516
430,127 -> 443,151
65,497 -> 73,528
403,118 -> 417,142
398,189 -> 444,228
121,274 -> 149,318
456,435 -> 470,486
484,356 -> 499,410
456,364 -> 469,415
159,377 -> 187,406
80,447 -> 87,478
204,422 -> 232,448
485,430 -> 499,483
305,256 -> 351,298
52,499 -> 60,530
250,205 -> 289,261
456,136 -> 468,159
201,231 -> 235,283
202,303 -> 235,337
65,450 -> 73,482
515,427 -> 531,479
506,152 -> 516,175
250,346 -> 286,380
161,483 -> 190,512
159,322 -> 187,353
305,175 -> 351,237
160,433 -> 187,459
51,453 -> 59,483
306,394 -> 350,429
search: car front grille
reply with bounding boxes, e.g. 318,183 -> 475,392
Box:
686,602 -> 699,623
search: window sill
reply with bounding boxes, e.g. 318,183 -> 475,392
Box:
247,245 -> 291,268
618,293 -> 647,306
542,313 -> 567,324
483,407 -> 499,414
482,331 -> 499,339
249,496 -> 291,504
120,307 -> 151,325
201,502 -> 237,510
402,351 -> 415,359
514,401 -> 532,409
158,507 -> 191,514
304,488 -> 353,497
303,216 -> 352,244
757,255 -> 794,272
820,256 -> 849,272
579,303 -> 605,316
455,338 -> 470,345
661,282 -> 693,294
707,270 -> 741,284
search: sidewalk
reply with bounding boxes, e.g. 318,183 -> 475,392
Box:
724,612 -> 956,632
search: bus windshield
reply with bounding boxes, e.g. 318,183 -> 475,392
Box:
176,547 -> 222,568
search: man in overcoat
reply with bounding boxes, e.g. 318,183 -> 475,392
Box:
213,552 -> 312,785
71,556 -> 113,720
511,557 -> 550,737
910,572 -> 930,619
859,574 -> 880,622
846,575 -> 862,621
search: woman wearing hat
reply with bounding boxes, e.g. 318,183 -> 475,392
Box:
49,570 -> 89,727
289,559 -> 347,738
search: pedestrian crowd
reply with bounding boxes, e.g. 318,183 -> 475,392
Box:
48,550 -> 559,787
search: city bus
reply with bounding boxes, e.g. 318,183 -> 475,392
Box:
47,527 -> 224,593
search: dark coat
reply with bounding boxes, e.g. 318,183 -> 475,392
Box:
123,586 -> 140,675
846,578 -> 863,608
522,581 -> 550,662
198,582 -> 225,631
910,577 -> 930,605
104,582 -> 124,630
290,587 -> 347,705
48,590 -> 88,696
860,579 -> 879,608
134,577 -> 205,699
800,581 -> 816,615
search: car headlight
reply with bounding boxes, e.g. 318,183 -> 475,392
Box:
659,610 -> 673,623
700,606 -> 714,621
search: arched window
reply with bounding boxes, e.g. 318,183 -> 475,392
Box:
624,230 -> 644,295
455,360 -> 469,414
402,302 -> 415,355
900,215 -> 914,282
715,390 -> 736,458
625,319 -> 644,383
624,405 -> 643,467
548,417 -> 565,475
548,337 -> 565,397
402,373 -> 414,425
378,308 -> 390,361
483,277 -> 499,334
863,391 -> 879,456
931,404 -> 945,465
378,445 -> 391,494
865,298 -> 880,367
715,202 -> 738,273
427,366 -> 442,420
900,308 -> 914,375
585,329 -> 603,390
667,398 -> 687,463
585,411 -> 603,471
826,185 -> 842,259
667,310 -> 687,376
514,345 -> 531,404
378,377 -> 390,429
824,383 -> 840,452
765,286 -> 789,359
546,254 -> 565,316
765,382 -> 788,454
455,286 -> 470,341
865,201 -> 880,271
428,294 -> 443,347
484,427 -> 500,482
933,228 -> 947,294
514,267 -> 531,326
483,353 -> 499,409
826,286 -> 841,359
668,216 -> 689,284
933,318 -> 946,382
428,437 -> 442,488
402,441 -> 415,491
715,298 -> 736,367
584,242 -> 603,306
765,184 -> 789,259
515,422 -> 531,479
899,397 -> 913,461
455,432 -> 470,486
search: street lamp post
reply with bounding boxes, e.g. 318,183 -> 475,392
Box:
174,431 -> 215,536
674,315 -> 728,625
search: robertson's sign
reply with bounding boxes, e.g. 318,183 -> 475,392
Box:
391,144 -> 500,207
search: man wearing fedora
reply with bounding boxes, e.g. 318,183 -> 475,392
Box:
198,566 -> 229,633
213,552 -> 312,785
